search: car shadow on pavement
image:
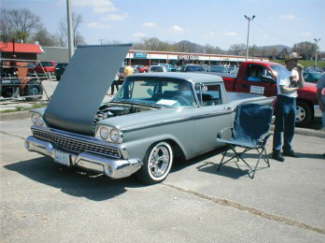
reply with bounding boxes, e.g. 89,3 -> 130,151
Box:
172,147 -> 265,179
4,157 -> 143,201
171,147 -> 226,172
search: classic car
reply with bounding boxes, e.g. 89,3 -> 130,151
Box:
25,44 -> 273,184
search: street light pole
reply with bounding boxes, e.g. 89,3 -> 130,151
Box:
313,38 -> 321,68
244,15 -> 255,60
66,0 -> 74,60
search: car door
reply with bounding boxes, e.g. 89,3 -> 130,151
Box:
190,83 -> 234,155
237,64 -> 275,96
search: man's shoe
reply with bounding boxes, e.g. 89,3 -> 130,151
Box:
272,152 -> 285,162
283,150 -> 298,157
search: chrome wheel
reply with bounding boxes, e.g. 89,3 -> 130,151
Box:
147,142 -> 173,181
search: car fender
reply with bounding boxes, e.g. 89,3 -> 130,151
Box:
121,133 -> 188,162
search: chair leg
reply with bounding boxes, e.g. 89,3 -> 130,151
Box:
217,146 -> 241,170
217,145 -> 270,179
263,147 -> 270,167
217,150 -> 227,171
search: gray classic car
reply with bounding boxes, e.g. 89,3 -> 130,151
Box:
25,44 -> 272,184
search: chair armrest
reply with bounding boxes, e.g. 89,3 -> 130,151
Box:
217,127 -> 233,139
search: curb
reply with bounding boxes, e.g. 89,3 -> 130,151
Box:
0,111 -> 30,121
1,110 -> 324,138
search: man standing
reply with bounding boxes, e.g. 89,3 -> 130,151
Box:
272,52 -> 304,161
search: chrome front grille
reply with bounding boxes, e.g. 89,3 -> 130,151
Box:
32,128 -> 120,158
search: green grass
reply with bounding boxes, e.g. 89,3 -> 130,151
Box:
272,60 -> 325,69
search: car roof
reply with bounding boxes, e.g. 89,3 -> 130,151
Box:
128,72 -> 223,84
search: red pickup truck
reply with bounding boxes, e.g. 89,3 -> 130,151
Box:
223,61 -> 318,125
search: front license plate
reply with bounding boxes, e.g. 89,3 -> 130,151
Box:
54,150 -> 70,166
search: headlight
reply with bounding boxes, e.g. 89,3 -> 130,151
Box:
99,126 -> 110,140
96,126 -> 123,144
110,128 -> 123,143
31,112 -> 45,127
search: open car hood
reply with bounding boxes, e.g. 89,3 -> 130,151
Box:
44,44 -> 131,135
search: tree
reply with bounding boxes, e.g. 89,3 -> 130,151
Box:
292,41 -> 317,60
58,13 -> 86,47
228,44 -> 246,56
32,27 -> 59,46
0,8 -> 41,42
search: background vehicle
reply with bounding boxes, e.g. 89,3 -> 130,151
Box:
160,64 -> 177,72
149,65 -> 168,72
55,63 -> 68,81
182,64 -> 205,72
222,61 -> 318,125
134,65 -> 149,73
303,71 -> 323,83
28,61 -> 57,80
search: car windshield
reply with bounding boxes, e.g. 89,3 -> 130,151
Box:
271,64 -> 289,80
113,77 -> 196,107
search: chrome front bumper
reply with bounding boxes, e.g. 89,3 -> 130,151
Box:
25,136 -> 143,179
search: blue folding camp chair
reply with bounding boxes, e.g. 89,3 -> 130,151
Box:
216,103 -> 273,178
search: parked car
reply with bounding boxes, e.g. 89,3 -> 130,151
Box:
55,63 -> 68,81
160,64 -> 177,72
29,61 -> 57,79
182,64 -> 205,72
222,61 -> 319,126
29,61 -> 57,73
134,65 -> 149,73
149,65 -> 168,72
25,44 -> 272,185
303,71 -> 323,83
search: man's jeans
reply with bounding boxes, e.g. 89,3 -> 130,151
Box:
273,95 -> 296,152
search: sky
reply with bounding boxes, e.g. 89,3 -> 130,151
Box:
3,0 -> 325,51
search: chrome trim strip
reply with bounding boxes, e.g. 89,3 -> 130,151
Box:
25,136 -> 142,179
122,109 -> 234,133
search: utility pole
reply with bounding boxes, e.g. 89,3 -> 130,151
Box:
313,38 -> 321,68
66,0 -> 74,59
244,15 -> 255,60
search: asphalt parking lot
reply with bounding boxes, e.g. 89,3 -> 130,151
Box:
0,118 -> 324,243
